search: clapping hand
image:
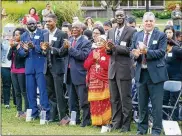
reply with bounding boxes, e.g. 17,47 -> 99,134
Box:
93,50 -> 100,60
63,39 -> 70,49
105,39 -> 114,50
27,42 -> 34,49
138,42 -> 147,54
21,42 -> 29,51
9,39 -> 15,48
132,48 -> 141,58
40,42 -> 49,50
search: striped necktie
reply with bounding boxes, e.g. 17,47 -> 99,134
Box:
115,29 -> 120,45
142,33 -> 149,65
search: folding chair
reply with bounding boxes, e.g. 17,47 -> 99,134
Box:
163,80 -> 182,120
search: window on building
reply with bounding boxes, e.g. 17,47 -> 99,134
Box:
129,0 -> 137,6
138,0 -> 145,6
120,0 -> 128,6
151,0 -> 164,6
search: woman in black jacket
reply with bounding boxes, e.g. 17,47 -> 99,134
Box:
7,27 -> 29,118
163,25 -> 182,121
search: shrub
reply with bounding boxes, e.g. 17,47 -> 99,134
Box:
49,1 -> 83,27
157,10 -> 171,19
131,10 -> 145,18
2,1 -> 83,27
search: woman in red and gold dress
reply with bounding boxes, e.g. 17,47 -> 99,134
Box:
84,35 -> 111,128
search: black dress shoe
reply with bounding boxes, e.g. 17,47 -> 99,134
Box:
80,122 -> 91,127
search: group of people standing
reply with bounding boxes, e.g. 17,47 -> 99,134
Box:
1,4 -> 182,135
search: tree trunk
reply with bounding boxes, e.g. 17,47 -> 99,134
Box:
106,7 -> 113,19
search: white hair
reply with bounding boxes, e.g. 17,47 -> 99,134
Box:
72,21 -> 84,29
143,12 -> 155,22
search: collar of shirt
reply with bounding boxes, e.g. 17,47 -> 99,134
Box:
49,27 -> 57,36
29,29 -> 37,35
73,35 -> 81,41
143,29 -> 154,46
115,25 -> 125,40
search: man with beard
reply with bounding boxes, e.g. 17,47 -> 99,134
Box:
40,14 -> 69,124
106,9 -> 136,132
18,18 -> 50,121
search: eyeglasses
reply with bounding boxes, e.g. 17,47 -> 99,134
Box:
93,32 -> 100,35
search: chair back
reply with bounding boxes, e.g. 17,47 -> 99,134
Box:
163,80 -> 182,92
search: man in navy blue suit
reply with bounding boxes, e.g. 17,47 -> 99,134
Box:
18,18 -> 50,120
64,21 -> 91,127
131,12 -> 168,135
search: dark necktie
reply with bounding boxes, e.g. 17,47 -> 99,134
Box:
142,33 -> 149,65
115,29 -> 120,45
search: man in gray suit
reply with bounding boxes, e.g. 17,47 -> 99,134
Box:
131,12 -> 168,135
106,9 -> 136,132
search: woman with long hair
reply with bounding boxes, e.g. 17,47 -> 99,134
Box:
163,25 -> 182,121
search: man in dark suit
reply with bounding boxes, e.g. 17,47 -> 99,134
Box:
131,12 -> 168,135
106,9 -> 136,132
63,21 -> 91,127
18,18 -> 50,120
40,14 -> 68,124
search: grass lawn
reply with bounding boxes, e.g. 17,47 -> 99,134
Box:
2,101 -> 137,135
2,101 -> 182,135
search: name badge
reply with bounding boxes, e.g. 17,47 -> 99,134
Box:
153,40 -> 157,44
52,37 -> 57,41
120,41 -> 126,46
168,53 -> 172,57
101,56 -> 106,61
34,35 -> 40,39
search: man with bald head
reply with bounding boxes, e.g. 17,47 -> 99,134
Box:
131,12 -> 168,135
18,17 -> 50,121
106,9 -> 136,132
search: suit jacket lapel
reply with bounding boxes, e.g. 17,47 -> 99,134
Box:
112,28 -> 116,43
119,26 -> 128,44
52,29 -> 58,47
148,29 -> 157,48
43,32 -> 49,42
74,36 -> 83,48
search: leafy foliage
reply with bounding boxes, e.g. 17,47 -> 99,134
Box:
2,1 -> 83,27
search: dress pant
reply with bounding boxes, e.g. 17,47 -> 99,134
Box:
1,67 -> 14,105
11,73 -> 29,112
137,69 -> 164,135
26,72 -> 50,120
163,90 -> 180,121
109,77 -> 132,130
67,69 -> 90,125
45,68 -> 67,121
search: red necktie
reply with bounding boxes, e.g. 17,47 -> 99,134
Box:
72,39 -> 77,47
68,39 -> 77,68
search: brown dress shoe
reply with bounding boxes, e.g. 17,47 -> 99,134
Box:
57,116 -> 70,126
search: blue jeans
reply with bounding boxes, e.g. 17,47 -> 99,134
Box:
173,25 -> 181,31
